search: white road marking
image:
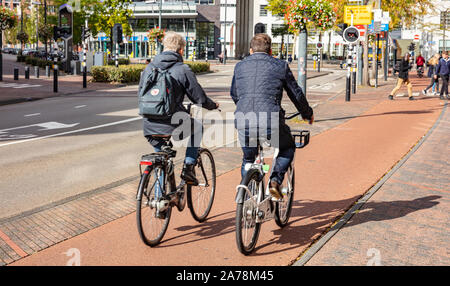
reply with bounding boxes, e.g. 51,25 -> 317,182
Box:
24,113 -> 41,117
0,83 -> 42,89
0,117 -> 141,147
74,105 -> 87,109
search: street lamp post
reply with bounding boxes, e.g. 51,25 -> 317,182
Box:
223,0 -> 227,65
32,2 -> 41,51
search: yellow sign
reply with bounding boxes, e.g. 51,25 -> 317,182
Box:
344,5 -> 373,25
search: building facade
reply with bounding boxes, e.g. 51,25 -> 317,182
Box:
94,0 -> 221,60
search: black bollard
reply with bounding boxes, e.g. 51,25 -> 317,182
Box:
35,66 -> 39,78
53,64 -> 58,93
25,66 -> 30,79
14,68 -> 19,80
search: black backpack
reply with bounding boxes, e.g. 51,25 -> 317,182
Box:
139,66 -> 177,119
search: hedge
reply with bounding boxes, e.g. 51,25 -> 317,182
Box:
91,61 -> 210,83
107,58 -> 130,66
19,55 -> 62,70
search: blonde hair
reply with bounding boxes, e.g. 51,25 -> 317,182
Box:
428,53 -> 440,66
162,31 -> 186,53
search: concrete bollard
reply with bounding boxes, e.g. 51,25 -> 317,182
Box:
14,68 -> 19,80
25,66 -> 30,79
35,66 -> 39,78
46,66 -> 50,77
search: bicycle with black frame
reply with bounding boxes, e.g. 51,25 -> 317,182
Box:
136,104 -> 217,247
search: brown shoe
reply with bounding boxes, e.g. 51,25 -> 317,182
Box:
269,180 -> 283,200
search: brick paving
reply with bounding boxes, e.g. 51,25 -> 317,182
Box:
306,103 -> 449,266
1,69 -> 446,265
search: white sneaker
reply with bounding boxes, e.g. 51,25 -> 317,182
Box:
422,90 -> 427,96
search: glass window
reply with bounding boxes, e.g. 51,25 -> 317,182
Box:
260,5 -> 268,16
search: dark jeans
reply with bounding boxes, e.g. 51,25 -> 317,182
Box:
239,123 -> 295,185
440,75 -> 449,96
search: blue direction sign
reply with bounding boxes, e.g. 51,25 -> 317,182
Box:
368,20 -> 389,33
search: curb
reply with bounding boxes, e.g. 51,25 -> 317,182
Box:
292,102 -> 448,266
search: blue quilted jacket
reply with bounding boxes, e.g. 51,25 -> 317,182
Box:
230,52 -> 313,130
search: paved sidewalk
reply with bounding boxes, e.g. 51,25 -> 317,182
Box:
7,74 -> 446,266
306,103 -> 449,266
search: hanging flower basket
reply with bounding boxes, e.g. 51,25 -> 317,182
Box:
16,31 -> 29,43
284,0 -> 336,33
147,27 -> 165,43
0,7 -> 17,30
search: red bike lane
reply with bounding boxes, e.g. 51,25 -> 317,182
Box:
10,91 -> 444,266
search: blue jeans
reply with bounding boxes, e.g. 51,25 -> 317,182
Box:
239,124 -> 296,185
241,146 -> 295,185
146,136 -> 199,165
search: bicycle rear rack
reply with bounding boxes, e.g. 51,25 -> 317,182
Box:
291,130 -> 310,149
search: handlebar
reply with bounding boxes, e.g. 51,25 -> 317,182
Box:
285,112 -> 302,120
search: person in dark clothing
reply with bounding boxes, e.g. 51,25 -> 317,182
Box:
138,31 -> 219,185
230,33 -> 314,199
389,53 -> 415,100
434,51 -> 450,100
422,53 -> 440,96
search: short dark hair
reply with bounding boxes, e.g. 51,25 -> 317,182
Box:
250,33 -> 272,54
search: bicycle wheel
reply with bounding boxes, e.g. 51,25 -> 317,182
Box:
275,165 -> 295,227
136,165 -> 172,246
187,149 -> 216,222
235,168 -> 262,255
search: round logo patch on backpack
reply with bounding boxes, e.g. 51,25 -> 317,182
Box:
150,89 -> 160,96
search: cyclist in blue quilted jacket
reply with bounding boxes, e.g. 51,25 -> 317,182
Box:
230,33 -> 314,199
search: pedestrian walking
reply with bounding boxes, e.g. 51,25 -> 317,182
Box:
434,51 -> 450,100
422,53 -> 440,96
388,53 -> 415,101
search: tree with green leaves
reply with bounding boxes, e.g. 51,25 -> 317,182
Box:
51,0 -> 133,45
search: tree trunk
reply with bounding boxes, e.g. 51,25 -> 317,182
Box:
372,40 -> 377,84
297,29 -> 308,94
363,25 -> 370,86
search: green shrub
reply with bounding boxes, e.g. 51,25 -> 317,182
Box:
17,55 -> 26,62
107,58 -> 130,66
91,61 -> 210,83
185,61 -> 210,73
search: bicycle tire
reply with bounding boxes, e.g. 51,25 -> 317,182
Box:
275,165 -> 295,227
235,168 -> 262,255
187,148 -> 216,222
136,165 -> 172,247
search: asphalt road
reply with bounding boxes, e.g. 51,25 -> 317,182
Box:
0,64 -> 345,219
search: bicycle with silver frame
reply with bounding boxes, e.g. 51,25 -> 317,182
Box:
234,111 -> 310,255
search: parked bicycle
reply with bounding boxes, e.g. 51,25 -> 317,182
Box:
234,111 -> 310,255
136,104 -> 217,247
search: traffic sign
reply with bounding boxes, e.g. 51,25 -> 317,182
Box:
354,25 -> 366,37
343,26 -> 360,43
316,42 -> 323,49
414,34 -> 420,42
344,5 -> 372,25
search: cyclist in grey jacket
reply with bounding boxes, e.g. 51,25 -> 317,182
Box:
139,32 -> 218,185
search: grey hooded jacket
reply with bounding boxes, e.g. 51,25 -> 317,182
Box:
139,51 -> 217,136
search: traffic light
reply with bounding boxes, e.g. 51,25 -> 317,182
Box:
408,42 -> 416,51
112,23 -> 123,44
316,42 -> 323,49
53,26 -> 62,40
337,23 -> 348,37
81,26 -> 91,41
